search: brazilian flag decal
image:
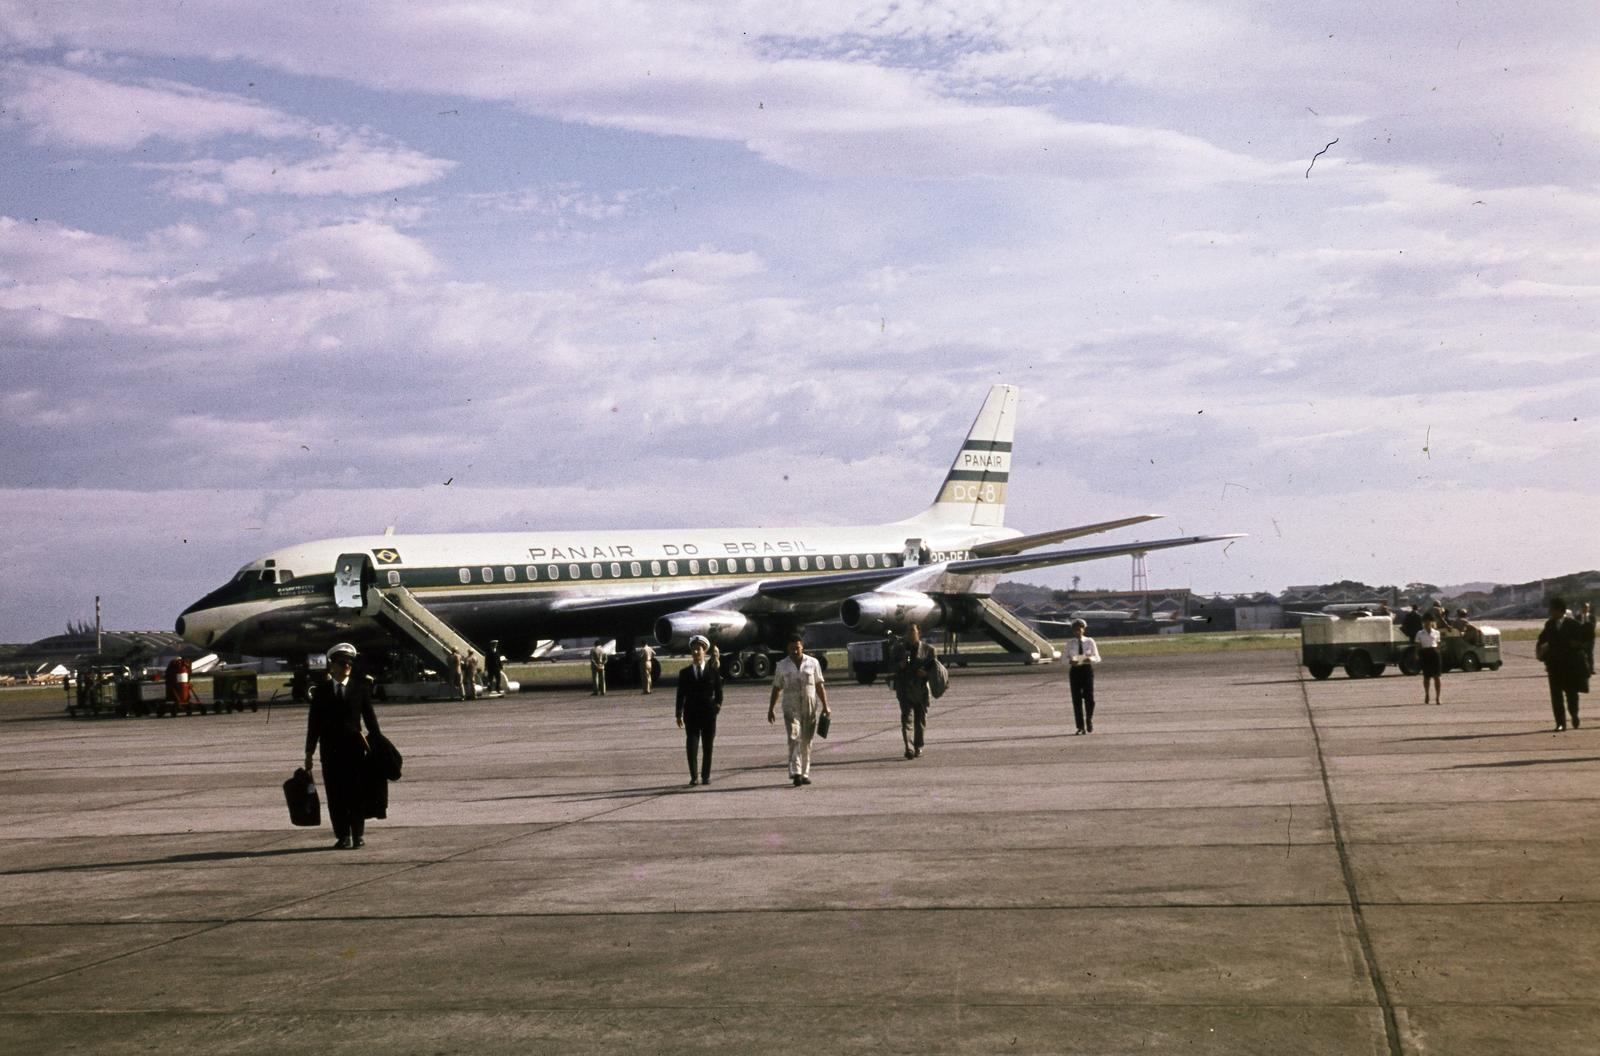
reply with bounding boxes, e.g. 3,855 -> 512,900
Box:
372,548 -> 403,565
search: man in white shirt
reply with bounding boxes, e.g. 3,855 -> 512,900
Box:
768,633 -> 830,786
1066,619 -> 1102,734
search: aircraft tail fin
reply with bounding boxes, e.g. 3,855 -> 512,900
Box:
912,383 -> 1017,528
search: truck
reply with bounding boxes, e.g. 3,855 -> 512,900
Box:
1301,613 -> 1503,679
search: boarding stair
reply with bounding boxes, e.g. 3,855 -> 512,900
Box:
365,585 -> 483,673
966,597 -> 1061,663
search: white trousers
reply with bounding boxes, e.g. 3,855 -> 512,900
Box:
784,705 -> 818,777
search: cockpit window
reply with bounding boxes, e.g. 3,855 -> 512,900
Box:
278,570 -> 293,584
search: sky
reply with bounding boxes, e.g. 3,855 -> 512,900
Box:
1,1 -> 1597,641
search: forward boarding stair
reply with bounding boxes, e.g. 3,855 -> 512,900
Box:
364,584 -> 483,674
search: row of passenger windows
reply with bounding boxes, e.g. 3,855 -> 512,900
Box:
448,552 -> 897,585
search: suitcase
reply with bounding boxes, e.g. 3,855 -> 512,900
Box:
283,767 -> 322,827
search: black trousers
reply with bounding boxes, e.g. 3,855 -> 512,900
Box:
899,698 -> 927,750
1069,665 -> 1096,731
1549,675 -> 1580,727
684,708 -> 717,780
320,737 -> 368,841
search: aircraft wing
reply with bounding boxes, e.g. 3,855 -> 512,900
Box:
966,515 -> 1163,556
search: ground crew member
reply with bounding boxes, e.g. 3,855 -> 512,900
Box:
890,624 -> 936,758
464,651 -> 479,700
590,641 -> 608,695
769,634 -> 829,786
676,636 -> 722,785
485,641 -> 506,694
1066,619 -> 1101,734
448,650 -> 465,700
304,643 -> 381,850
638,642 -> 655,695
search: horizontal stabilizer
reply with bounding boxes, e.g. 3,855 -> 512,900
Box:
968,515 -> 1164,556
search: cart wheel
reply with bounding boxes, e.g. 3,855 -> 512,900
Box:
1307,663 -> 1334,680
1460,652 -> 1482,672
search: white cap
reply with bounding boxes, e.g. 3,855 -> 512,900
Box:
688,635 -> 711,650
327,642 -> 358,659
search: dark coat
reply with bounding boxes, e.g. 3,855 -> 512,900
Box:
891,640 -> 937,707
305,674 -> 381,756
1540,614 -> 1593,694
675,661 -> 722,720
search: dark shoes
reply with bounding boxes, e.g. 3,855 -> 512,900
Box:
352,837 -> 365,849
1574,717 -> 1582,728
800,775 -> 812,785
792,775 -> 803,786
905,748 -> 915,759
333,837 -> 352,850
701,776 -> 711,786
1074,728 -> 1085,736
689,777 -> 699,786
913,747 -> 921,757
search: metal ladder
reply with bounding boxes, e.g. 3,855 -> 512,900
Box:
970,597 -> 1061,663
364,585 -> 483,673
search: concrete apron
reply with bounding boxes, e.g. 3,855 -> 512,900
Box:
1,641 -> 1596,1054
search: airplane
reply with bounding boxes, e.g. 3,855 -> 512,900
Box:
176,385 -> 1242,677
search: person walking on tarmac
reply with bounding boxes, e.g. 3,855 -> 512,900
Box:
1415,615 -> 1445,705
1066,619 -> 1102,733
890,624 -> 936,758
639,641 -> 655,695
675,636 -> 722,785
1539,596 -> 1593,731
304,642 -> 382,850
590,641 -> 609,696
769,633 -> 830,786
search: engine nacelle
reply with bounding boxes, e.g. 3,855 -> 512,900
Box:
654,610 -> 759,649
839,591 -> 945,635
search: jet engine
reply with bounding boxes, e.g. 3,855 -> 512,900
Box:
654,610 -> 759,649
839,591 -> 945,635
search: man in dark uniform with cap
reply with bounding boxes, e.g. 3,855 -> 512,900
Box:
304,642 -> 382,849
675,635 -> 722,786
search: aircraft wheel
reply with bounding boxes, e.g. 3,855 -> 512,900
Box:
1307,663 -> 1334,681
748,652 -> 773,679
1461,652 -> 1482,672
722,656 -> 744,680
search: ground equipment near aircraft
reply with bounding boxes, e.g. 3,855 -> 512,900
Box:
1300,613 -> 1503,679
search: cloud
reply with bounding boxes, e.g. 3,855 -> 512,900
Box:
1,63 -> 454,201
149,140 -> 455,200
2,64 -> 305,149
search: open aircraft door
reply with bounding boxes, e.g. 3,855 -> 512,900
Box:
333,553 -> 374,610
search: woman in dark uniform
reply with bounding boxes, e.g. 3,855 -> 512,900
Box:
1415,615 -> 1444,705
304,642 -> 381,849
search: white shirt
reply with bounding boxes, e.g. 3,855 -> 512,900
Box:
1068,635 -> 1101,665
1415,628 -> 1442,649
772,655 -> 825,713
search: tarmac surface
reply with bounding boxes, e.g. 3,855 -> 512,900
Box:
1,640 -> 1595,1054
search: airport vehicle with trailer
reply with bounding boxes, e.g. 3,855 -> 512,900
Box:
1300,612 -> 1502,679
